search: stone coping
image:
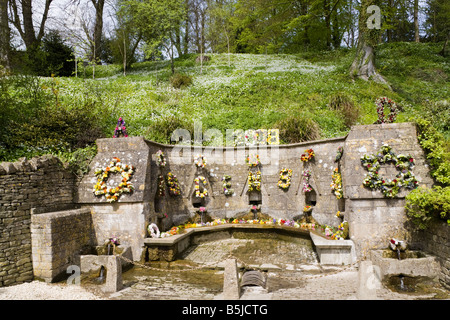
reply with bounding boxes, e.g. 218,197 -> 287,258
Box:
144,224 -> 315,246
31,207 -> 91,220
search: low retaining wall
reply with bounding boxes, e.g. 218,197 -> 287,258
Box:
31,208 -> 94,282
0,155 -> 76,287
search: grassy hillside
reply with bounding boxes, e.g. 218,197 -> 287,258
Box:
1,42 -> 448,164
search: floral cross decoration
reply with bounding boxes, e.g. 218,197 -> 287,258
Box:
360,144 -> 419,198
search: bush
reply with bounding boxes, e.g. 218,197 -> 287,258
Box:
405,117 -> 450,229
329,93 -> 360,128
415,118 -> 450,185
274,115 -> 321,144
405,186 -> 450,229
170,73 -> 193,89
146,115 -> 194,144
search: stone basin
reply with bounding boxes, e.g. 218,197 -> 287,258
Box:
370,249 -> 440,280
80,245 -> 132,274
143,224 -> 356,265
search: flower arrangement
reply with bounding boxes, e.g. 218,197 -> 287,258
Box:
302,169 -> 313,192
194,176 -> 208,198
113,117 -> 128,138
278,168 -> 293,189
157,218 -> 318,238
222,175 -> 234,196
156,150 -> 166,167
246,154 -> 261,167
375,97 -> 398,124
166,172 -> 181,196
107,237 -> 120,246
301,148 -> 315,162
361,144 -> 419,198
303,205 -> 312,213
156,174 -> 165,198
194,154 -> 207,168
247,171 -> 261,192
93,157 -> 135,203
320,222 -> 348,240
335,146 -> 343,162
330,168 -> 343,199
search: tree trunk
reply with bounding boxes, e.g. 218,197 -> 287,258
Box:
21,0 -> 37,49
349,0 -> 390,87
0,0 -> 10,69
414,0 -> 419,42
439,34 -> 448,57
91,0 -> 105,64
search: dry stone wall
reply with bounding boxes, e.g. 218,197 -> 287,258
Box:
0,155 -> 76,287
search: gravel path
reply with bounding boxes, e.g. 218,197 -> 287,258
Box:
0,281 -> 105,300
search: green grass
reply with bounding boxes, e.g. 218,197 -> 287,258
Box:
2,42 -> 449,160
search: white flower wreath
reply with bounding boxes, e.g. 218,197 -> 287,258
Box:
148,223 -> 160,238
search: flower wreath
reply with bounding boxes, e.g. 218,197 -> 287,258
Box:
247,171 -> 261,192
93,157 -> 135,203
194,176 -> 208,198
375,97 -> 398,124
330,168 -> 343,199
194,154 -> 207,168
148,223 -> 160,238
301,149 -> 315,162
278,168 -> 293,190
222,175 -> 234,196
156,150 -> 166,167
166,172 -> 181,196
361,144 -> 419,198
302,169 -> 313,192
246,154 -> 261,167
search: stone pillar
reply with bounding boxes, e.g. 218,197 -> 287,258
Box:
357,260 -> 382,300
104,255 -> 123,293
223,259 -> 240,299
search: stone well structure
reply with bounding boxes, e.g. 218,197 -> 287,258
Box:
75,122 -> 434,261
3,122 -> 448,288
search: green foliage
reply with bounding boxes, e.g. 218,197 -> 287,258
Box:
329,93 -> 360,128
170,73 -> 193,89
146,115 -> 194,144
405,117 -> 450,229
0,74 -> 111,162
274,115 -> 321,144
405,186 -> 450,229
414,118 -> 450,185
57,144 -> 98,179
